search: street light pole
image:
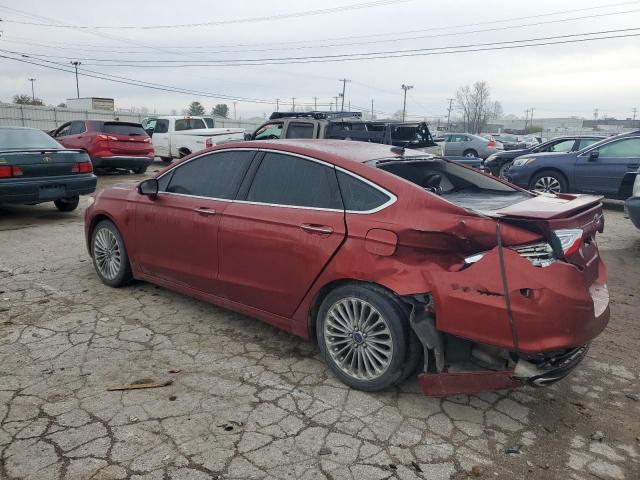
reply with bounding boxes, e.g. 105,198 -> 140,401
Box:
70,61 -> 81,98
28,78 -> 36,102
401,84 -> 413,122
339,78 -> 350,112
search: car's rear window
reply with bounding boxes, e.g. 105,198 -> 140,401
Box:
100,123 -> 147,136
175,119 -> 207,131
0,128 -> 63,150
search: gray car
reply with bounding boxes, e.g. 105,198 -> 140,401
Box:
439,133 -> 501,159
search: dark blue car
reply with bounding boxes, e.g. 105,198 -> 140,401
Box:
507,131 -> 640,198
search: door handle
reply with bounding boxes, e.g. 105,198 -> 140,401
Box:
300,223 -> 333,235
192,207 -> 216,216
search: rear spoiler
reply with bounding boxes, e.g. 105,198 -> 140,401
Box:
0,148 -> 85,154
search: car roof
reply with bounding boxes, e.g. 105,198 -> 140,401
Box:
216,139 -> 425,166
0,126 -> 41,130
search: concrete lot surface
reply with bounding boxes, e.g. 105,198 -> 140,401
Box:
1,164 -> 639,479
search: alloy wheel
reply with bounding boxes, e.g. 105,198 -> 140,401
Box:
323,298 -> 394,380
93,228 -> 122,280
533,176 -> 561,193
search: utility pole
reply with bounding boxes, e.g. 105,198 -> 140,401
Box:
312,96 -> 318,110
529,107 -> 535,131
233,101 -> 237,120
291,97 -> 296,111
339,78 -> 350,112
70,61 -> 81,98
524,109 -> 530,129
401,84 -> 413,122
348,101 -> 351,112
446,98 -> 454,131
371,99 -> 374,120
28,78 -> 36,102
275,98 -> 279,112
593,108 -> 599,121
632,107 -> 637,121
329,101 -> 333,111
333,96 -> 340,112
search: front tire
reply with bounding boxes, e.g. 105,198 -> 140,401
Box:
161,157 -> 173,163
529,170 -> 568,194
463,149 -> 478,158
54,196 -> 79,212
498,162 -> 511,178
132,166 -> 148,174
316,284 -> 418,392
91,220 -> 132,288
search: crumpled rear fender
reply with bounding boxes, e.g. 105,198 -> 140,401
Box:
425,246 -> 609,353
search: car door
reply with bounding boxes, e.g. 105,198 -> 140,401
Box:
52,122 -> 72,147
134,149 -> 255,292
149,119 -> 170,157
575,138 -> 640,194
64,121 -> 89,150
218,151 -> 346,319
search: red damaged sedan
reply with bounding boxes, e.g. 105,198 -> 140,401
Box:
84,140 -> 609,397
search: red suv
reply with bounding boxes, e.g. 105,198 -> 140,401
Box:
51,120 -> 154,174
84,140 -> 609,397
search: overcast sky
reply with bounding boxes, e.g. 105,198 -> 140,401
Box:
1,0 -> 639,120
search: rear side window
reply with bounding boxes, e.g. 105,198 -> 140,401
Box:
337,171 -> 390,212
101,123 -> 146,136
166,150 -> 254,199
577,138 -> 600,149
286,123 -> 315,139
597,138 -> 640,158
247,152 -> 342,209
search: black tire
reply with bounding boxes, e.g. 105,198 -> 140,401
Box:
316,283 -> 419,392
90,220 -> 133,288
132,166 -> 148,174
498,162 -> 511,178
54,196 -> 79,212
178,149 -> 191,158
161,157 -> 173,163
463,149 -> 478,158
529,170 -> 568,194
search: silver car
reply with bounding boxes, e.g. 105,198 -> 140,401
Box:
440,133 -> 501,159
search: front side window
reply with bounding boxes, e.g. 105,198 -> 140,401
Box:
547,139 -> 576,152
577,138 -> 600,149
337,171 -> 390,212
254,123 -> 283,140
154,120 -> 169,134
165,150 -> 254,198
247,152 -> 342,209
69,121 -> 86,135
54,123 -> 71,137
596,138 -> 640,158
286,123 -> 315,139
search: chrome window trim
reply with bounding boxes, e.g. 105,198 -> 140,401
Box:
154,147 -> 397,214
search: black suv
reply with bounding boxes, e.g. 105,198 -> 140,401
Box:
483,135 -> 605,177
249,111 -> 442,155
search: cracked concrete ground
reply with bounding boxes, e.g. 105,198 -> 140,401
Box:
1,165 -> 639,480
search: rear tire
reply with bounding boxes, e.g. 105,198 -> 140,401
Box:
91,220 -> 133,288
463,149 -> 478,158
54,196 -> 79,212
132,166 -> 148,174
178,149 -> 191,158
529,170 -> 568,194
316,284 -> 419,392
161,157 -> 173,163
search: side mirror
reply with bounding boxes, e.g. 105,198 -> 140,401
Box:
145,127 -> 154,137
138,178 -> 159,198
589,150 -> 599,161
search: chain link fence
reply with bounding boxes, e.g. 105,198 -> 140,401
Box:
0,103 -> 262,132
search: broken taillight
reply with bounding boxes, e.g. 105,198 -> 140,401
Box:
553,229 -> 583,256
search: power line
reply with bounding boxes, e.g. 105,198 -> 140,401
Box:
10,28 -> 639,67
0,0 -> 412,29
5,7 -> 640,55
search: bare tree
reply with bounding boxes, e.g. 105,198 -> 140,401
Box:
13,94 -> 44,106
455,81 -> 495,133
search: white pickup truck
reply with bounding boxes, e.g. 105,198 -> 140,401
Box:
141,116 -> 245,162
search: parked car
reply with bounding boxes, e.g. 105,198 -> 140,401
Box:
142,116 -> 245,162
51,120 -> 154,174
250,111 -> 442,155
439,133 -> 500,159
494,134 -> 525,151
507,130 -> 640,197
624,168 -> 640,230
0,126 -> 96,211
85,140 -> 609,397
484,135 -> 604,177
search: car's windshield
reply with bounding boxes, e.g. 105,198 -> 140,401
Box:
0,128 -> 63,150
